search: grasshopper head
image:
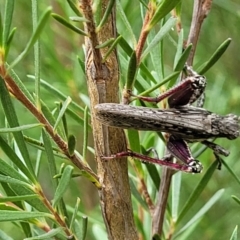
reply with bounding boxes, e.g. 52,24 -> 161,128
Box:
220,114 -> 240,139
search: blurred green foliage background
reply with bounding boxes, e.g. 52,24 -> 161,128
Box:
0,0 -> 240,239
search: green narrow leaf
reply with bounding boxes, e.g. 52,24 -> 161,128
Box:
2,0 -> 15,48
175,189 -> 224,237
32,0 -> 41,110
0,174 -> 32,188
0,182 -> 21,204
172,172 -> 181,221
134,73 -> 153,95
174,218 -> 201,240
92,224 -> 108,239
148,0 -> 181,30
116,0 -> 137,46
79,216 -> 88,240
52,165 -> 74,208
0,156 -> 30,183
51,13 -> 87,36
27,75 -> 86,113
134,215 -> 147,240
222,159 -> 240,185
69,16 -> 89,22
3,182 -> 48,212
40,100 -> 56,126
80,171 -> 102,189
156,132 -> 165,145
34,139 -> 43,176
125,51 -> 137,89
119,35 -> 134,56
145,162 -> 161,190
4,27 -> 16,58
62,104 -> 68,137
198,38 -> 232,74
67,0 -> 81,16
176,160 -> 218,224
0,229 -> 14,240
51,104 -> 67,139
53,96 -> 72,132
137,71 -> 180,97
93,0 -> 101,25
174,44 -> 192,72
7,7 -> 52,71
192,143 -> 208,159
73,220 -> 82,240
127,129 -> 140,153
82,106 -> 89,161
139,62 -> 158,84
148,23 -> 164,80
230,225 -> 238,240
0,123 -> 43,133
129,178 -> 148,211
0,12 -> 3,46
0,136 -> 35,182
42,129 -> 58,189
0,210 -> 51,222
21,222 -> 32,238
96,38 -> 115,49
77,55 -> 85,72
24,228 -> 64,240
24,136 -> 68,160
68,135 -> 76,156
168,44 -> 192,88
96,0 -> 115,32
0,194 -> 38,203
66,107 -> 91,130
141,17 -> 177,61
102,35 -> 122,62
138,0 -> 148,8
175,1 -> 182,17
0,78 -> 35,177
231,195 -> 240,205
9,67 -> 34,103
70,198 -> 81,231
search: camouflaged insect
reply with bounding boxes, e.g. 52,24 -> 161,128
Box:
95,68 -> 239,173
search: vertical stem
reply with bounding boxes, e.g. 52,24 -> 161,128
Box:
187,0 -> 213,65
152,1 -> 213,237
80,0 -> 138,238
152,159 -> 175,236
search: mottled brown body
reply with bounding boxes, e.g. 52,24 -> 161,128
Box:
95,103 -> 240,141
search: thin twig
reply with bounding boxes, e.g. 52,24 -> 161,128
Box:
140,178 -> 155,214
151,1 -> 213,238
37,188 -> 72,237
123,2 -> 154,105
187,0 -> 213,65
152,158 -> 175,235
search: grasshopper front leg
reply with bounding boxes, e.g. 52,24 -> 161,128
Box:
201,140 -> 230,170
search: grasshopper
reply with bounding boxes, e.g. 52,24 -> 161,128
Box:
95,68 -> 239,173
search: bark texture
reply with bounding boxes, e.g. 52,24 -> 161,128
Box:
81,1 -> 138,239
